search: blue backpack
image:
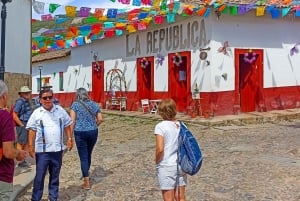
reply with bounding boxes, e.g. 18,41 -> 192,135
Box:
178,121 -> 203,175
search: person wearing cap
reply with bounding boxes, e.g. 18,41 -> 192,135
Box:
13,86 -> 32,168
0,80 -> 27,200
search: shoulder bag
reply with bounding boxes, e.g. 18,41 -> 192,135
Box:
77,100 -> 95,118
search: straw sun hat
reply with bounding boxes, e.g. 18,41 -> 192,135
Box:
18,86 -> 32,94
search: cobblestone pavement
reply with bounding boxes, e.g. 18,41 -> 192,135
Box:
17,114 -> 300,201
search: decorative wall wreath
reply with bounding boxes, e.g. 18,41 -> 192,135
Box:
140,57 -> 149,68
172,53 -> 183,67
244,51 -> 257,64
93,61 -> 101,78
93,62 -> 101,72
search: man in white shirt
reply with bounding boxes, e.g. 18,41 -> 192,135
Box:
26,88 -> 73,201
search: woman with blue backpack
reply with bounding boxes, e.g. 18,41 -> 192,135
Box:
154,98 -> 187,201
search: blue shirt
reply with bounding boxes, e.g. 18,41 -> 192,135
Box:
14,97 -> 32,122
70,100 -> 101,132
26,105 -> 72,153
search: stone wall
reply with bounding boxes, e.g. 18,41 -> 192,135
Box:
4,72 -> 31,108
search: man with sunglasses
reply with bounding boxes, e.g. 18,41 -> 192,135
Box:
26,88 -> 73,201
32,83 -> 59,109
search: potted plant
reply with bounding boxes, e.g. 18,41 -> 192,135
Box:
190,111 -> 197,118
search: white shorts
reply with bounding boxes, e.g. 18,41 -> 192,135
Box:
156,165 -> 187,190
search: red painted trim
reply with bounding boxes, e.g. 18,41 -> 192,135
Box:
35,85 -> 300,116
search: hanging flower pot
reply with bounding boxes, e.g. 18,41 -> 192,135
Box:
172,53 -> 183,67
190,111 -> 197,118
203,111 -> 210,119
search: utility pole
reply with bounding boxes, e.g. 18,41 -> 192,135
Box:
0,0 -> 12,80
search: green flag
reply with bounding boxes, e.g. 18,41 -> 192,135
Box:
49,4 -> 60,13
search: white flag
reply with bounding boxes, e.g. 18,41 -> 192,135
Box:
33,0 -> 45,15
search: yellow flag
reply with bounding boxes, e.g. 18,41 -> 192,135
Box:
142,17 -> 152,25
256,6 -> 265,16
126,24 -> 137,33
153,0 -> 162,7
65,6 -> 77,17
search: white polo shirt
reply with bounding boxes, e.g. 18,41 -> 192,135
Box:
26,105 -> 72,153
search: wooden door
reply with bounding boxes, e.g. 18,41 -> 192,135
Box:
91,61 -> 104,105
137,57 -> 153,99
235,49 -> 263,112
168,52 -> 191,112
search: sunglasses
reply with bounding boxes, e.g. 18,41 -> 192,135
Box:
41,96 -> 53,100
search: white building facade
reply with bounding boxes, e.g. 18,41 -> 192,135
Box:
32,12 -> 300,116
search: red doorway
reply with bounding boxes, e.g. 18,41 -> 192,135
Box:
137,57 -> 154,99
168,52 -> 191,112
235,49 -> 263,112
91,60 -> 105,105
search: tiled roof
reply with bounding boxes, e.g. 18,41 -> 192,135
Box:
32,49 -> 71,63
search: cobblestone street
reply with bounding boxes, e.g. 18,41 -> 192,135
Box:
17,114 -> 300,201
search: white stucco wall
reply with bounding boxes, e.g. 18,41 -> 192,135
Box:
2,0 -> 31,74
210,12 -> 300,89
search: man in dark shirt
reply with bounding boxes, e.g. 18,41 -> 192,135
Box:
0,80 -> 27,200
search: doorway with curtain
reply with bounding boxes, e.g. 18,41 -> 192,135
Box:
91,60 -> 104,105
137,57 -> 154,100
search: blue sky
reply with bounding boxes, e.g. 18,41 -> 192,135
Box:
32,0 -> 141,19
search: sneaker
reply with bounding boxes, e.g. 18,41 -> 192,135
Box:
18,160 -> 30,168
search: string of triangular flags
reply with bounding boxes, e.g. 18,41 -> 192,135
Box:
32,0 -> 300,54
32,0 -> 170,16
